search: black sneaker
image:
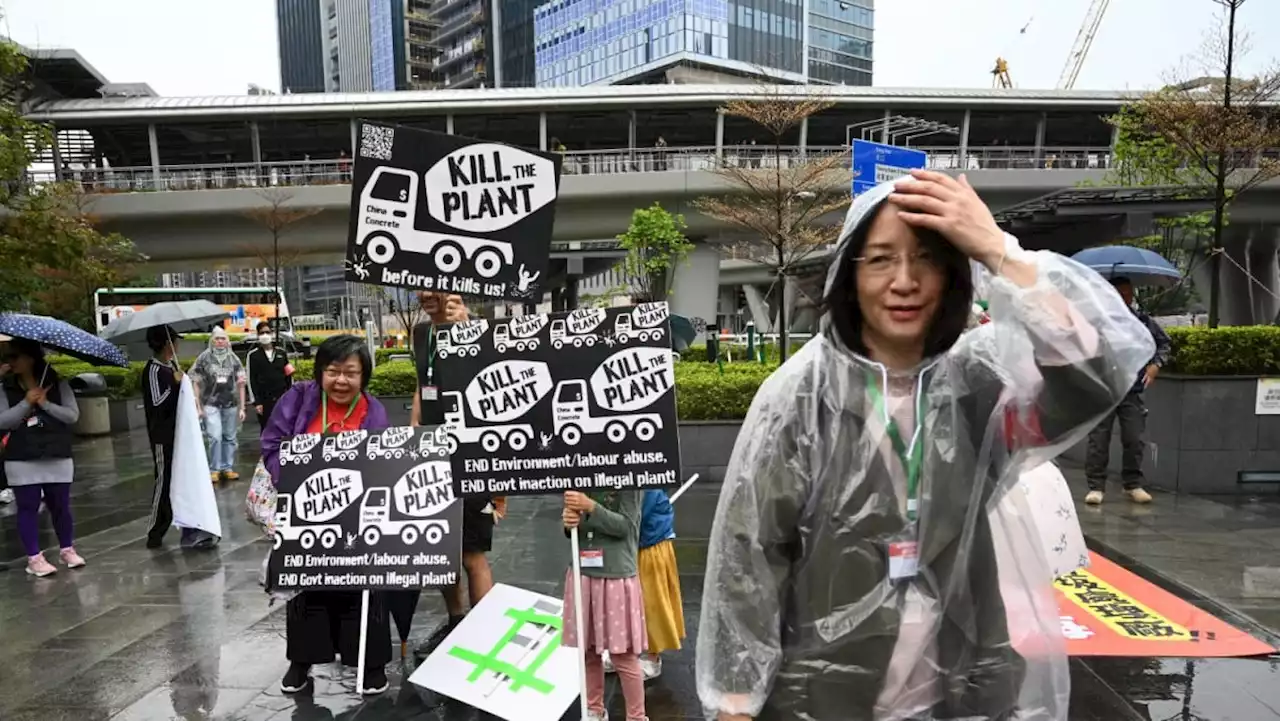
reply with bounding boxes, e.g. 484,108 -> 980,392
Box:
361,665 -> 389,695
145,536 -> 163,549
280,662 -> 312,693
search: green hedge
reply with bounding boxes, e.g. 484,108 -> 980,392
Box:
1165,326 -> 1280,376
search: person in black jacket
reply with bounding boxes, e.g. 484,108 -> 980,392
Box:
245,321 -> 292,434
143,325 -> 183,548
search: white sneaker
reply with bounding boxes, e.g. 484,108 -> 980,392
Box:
1084,490 -> 1104,505
641,655 -> 662,680
585,710 -> 609,721
0,489 -> 13,504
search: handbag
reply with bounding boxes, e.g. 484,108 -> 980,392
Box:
244,458 -> 277,537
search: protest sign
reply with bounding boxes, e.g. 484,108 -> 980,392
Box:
346,120 -> 561,302
409,583 -> 579,721
434,303 -> 681,497
267,425 -> 462,591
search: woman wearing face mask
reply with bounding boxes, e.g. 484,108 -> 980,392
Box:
696,171 -> 1155,721
191,327 -> 247,482
0,339 -> 84,577
261,334 -> 392,696
245,321 -> 293,435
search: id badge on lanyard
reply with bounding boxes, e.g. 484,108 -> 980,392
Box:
868,373 -> 925,583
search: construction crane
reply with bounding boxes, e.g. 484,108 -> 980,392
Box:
992,57 -> 1013,89
1057,0 -> 1112,89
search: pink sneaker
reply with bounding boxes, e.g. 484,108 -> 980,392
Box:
27,554 -> 57,577
60,548 -> 86,569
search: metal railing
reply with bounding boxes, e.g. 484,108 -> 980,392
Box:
31,145 -> 1117,194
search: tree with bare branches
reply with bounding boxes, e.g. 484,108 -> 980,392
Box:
242,189 -> 321,329
693,87 -> 851,359
1134,0 -> 1280,326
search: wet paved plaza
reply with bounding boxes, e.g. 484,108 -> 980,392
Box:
1,431 -> 1280,720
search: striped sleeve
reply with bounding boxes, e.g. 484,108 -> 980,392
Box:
147,361 -> 173,407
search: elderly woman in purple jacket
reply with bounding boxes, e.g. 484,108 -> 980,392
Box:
261,335 -> 393,696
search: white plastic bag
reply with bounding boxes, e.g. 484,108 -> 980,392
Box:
171,376 -> 223,539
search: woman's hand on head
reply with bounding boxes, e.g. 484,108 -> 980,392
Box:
563,491 -> 596,514
888,170 -> 1006,270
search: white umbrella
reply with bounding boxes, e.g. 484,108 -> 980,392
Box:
100,300 -> 230,345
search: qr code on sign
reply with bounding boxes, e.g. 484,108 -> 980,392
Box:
360,124 -> 395,160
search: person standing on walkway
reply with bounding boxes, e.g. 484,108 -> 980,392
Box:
142,325 -> 183,548
0,358 -> 11,506
0,339 -> 84,577
405,291 -> 507,656
696,173 -> 1154,721
262,335 -> 392,696
563,489 -> 648,721
191,327 -> 246,482
1084,276 -> 1171,505
245,321 -> 292,434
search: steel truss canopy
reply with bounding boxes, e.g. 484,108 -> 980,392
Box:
993,186 -> 1217,253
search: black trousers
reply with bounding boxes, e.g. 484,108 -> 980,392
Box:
256,398 -> 279,436
148,442 -> 175,543
1085,390 -> 1147,491
286,590 -> 391,668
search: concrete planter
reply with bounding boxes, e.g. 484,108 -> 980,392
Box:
109,397 -> 147,434
1060,375 -> 1280,495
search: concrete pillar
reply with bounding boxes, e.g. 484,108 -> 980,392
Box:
1034,112 -> 1047,163
148,123 -> 161,188
250,121 -> 263,177
349,118 -> 357,152
1194,226 -> 1255,325
628,110 -> 637,148
446,114 -> 455,135
798,116 -> 808,160
715,108 -> 724,160
50,132 -> 63,181
881,109 -> 892,144
565,276 -> 579,310
539,112 -> 548,151
668,243 -> 720,342
551,287 -> 563,312
958,109 -> 971,169
1248,229 -> 1280,323
743,285 -> 773,333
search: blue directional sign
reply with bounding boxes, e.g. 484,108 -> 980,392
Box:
851,140 -> 928,196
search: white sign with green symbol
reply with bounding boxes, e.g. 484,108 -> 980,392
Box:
408,583 -> 580,721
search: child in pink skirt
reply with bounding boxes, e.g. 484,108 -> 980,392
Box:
562,489 -> 647,721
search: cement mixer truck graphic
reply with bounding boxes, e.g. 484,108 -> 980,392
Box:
322,430 -> 368,462
614,304 -> 668,344
552,379 -> 663,446
442,390 -> 534,453
418,426 -> 451,459
355,166 -> 513,278
493,315 -> 545,353
280,434 -> 322,466
436,320 -> 488,358
552,308 -> 606,349
366,427 -> 415,461
272,487 -> 450,550
358,487 -> 451,546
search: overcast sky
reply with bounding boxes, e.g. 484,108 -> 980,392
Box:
4,0 -> 1279,96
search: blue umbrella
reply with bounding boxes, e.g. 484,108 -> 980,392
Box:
0,314 -> 130,367
1071,246 -> 1182,287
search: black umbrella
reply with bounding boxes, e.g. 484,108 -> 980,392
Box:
387,590 -> 421,656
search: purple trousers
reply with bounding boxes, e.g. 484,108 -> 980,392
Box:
15,483 -> 74,556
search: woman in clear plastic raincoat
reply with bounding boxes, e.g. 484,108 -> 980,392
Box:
696,171 -> 1154,721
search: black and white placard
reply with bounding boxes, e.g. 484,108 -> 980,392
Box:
432,303 -> 681,497
345,120 -> 562,302
267,426 -> 463,591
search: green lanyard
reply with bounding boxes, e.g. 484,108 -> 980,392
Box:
321,392 -> 361,434
866,373 -> 925,522
425,324 -> 436,384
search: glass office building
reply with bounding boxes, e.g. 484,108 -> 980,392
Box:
535,0 -> 737,87
807,0 -> 873,85
370,0 -> 400,91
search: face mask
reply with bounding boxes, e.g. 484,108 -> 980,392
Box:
258,334 -> 274,345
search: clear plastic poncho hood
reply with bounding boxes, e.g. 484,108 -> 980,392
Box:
696,181 -> 1155,721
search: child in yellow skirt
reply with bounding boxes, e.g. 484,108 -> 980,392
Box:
636,488 -> 685,679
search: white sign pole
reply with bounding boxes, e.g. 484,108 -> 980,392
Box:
667,472 -> 700,505
356,589 -> 371,694
569,526 -> 589,721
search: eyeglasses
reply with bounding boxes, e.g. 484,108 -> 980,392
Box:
322,367 -> 362,383
854,250 -> 942,277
